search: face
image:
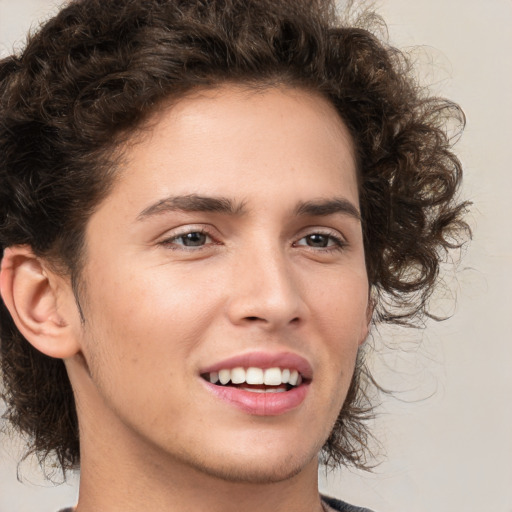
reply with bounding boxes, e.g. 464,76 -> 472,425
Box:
68,85 -> 370,483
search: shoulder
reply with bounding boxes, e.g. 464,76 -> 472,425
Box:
322,495 -> 376,512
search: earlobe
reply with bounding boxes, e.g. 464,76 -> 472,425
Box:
0,245 -> 81,359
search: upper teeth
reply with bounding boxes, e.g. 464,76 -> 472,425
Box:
207,367 -> 301,387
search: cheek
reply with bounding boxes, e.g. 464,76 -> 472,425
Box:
309,274 -> 369,337
76,273 -> 208,423
81,263 -> 223,367
306,272 -> 368,385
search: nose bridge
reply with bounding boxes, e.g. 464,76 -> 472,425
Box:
227,237 -> 304,328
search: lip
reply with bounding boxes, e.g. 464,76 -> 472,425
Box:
199,351 -> 313,416
199,351 -> 313,380
201,380 -> 310,416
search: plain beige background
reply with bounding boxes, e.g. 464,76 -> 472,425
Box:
0,0 -> 511,511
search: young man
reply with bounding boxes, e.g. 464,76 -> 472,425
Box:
0,1 -> 469,511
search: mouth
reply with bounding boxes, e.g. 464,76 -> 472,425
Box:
199,352 -> 312,415
201,366 -> 305,394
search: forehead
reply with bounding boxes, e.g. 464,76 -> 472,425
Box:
94,84 -> 359,220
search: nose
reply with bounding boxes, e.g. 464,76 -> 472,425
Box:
225,243 -> 307,331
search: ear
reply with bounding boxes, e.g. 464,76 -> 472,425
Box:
0,245 -> 81,359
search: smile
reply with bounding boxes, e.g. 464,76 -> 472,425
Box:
202,367 -> 303,393
199,352 -> 312,415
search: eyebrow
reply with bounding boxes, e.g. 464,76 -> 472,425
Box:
137,194 -> 247,220
137,194 -> 361,222
295,198 -> 361,221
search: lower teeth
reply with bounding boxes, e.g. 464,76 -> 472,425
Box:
239,387 -> 287,393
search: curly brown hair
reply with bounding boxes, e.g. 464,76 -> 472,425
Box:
0,0 -> 469,472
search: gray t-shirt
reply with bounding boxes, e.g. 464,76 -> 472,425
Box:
322,495 -> 375,512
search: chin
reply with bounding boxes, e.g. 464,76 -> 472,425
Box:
177,439 -> 321,485
197,453 -> 316,484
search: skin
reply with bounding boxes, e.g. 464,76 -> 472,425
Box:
2,85 -> 371,512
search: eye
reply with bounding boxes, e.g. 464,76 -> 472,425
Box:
175,231 -> 210,246
161,229 -> 214,249
295,232 -> 345,250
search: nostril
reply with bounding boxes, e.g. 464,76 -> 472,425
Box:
243,315 -> 300,326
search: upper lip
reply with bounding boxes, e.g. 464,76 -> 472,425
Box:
199,351 -> 313,380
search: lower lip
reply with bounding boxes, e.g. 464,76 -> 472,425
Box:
201,380 -> 310,416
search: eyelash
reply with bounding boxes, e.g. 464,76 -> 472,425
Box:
158,227 -> 347,253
